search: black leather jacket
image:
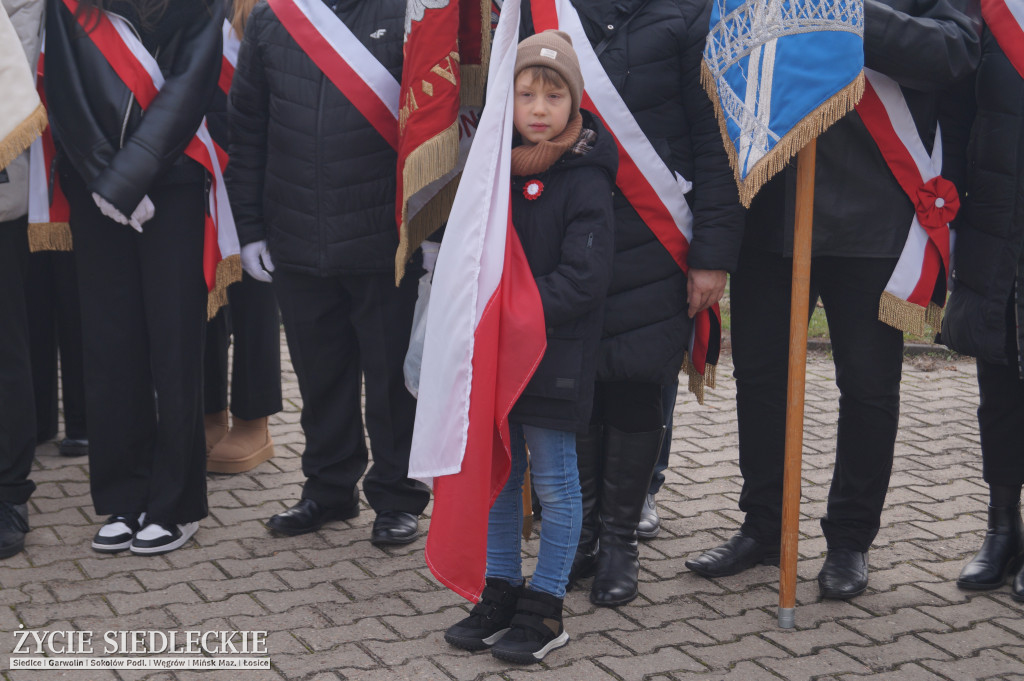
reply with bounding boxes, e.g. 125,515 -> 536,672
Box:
45,0 -> 224,216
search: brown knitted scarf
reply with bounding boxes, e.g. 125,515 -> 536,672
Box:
510,113 -> 583,176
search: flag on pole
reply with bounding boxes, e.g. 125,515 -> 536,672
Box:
407,0 -> 547,602
703,0 -> 865,207
395,0 -> 491,283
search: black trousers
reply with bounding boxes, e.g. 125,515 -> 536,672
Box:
731,244 -> 903,552
590,381 -> 663,433
977,291 -> 1024,486
204,272 -> 282,420
66,172 -> 208,526
0,217 -> 37,505
272,268 -> 430,515
26,250 -> 87,441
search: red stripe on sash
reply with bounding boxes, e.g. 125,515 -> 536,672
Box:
267,0 -> 398,149
982,0 -> 1024,81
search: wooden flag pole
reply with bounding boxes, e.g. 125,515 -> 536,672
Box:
778,139 -> 817,629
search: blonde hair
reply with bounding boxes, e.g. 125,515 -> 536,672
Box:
231,0 -> 260,38
517,65 -> 569,92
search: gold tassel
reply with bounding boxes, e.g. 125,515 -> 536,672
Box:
702,63 -> 865,208
395,124 -> 462,284
460,65 -> 487,107
682,352 -> 717,406
27,222 -> 72,252
206,254 -> 242,320
0,103 -> 47,172
877,291 -> 929,336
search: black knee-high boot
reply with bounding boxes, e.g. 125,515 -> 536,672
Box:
567,425 -> 602,590
590,425 -> 664,606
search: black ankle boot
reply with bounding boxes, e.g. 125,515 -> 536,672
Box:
490,588 -> 568,664
957,505 -> 1024,590
590,425 -> 664,607
568,426 -> 603,590
444,578 -> 522,650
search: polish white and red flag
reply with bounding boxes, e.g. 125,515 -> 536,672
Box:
982,0 -> 1024,79
407,0 -> 547,603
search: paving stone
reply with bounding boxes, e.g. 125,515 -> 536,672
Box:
596,646 -> 705,680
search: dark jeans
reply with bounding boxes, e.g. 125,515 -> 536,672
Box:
205,272 -> 282,420
272,268 -> 430,515
67,172 -> 209,526
26,250 -> 87,441
977,292 -> 1024,486
0,217 -> 37,505
649,380 -> 677,495
732,244 -> 903,552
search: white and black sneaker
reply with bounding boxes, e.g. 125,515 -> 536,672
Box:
490,588 -> 569,664
129,521 -> 198,555
91,513 -> 145,553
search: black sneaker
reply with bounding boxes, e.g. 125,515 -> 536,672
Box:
0,503 -> 29,558
490,588 -> 568,664
444,578 -> 522,651
58,438 -> 89,457
91,513 -> 145,553
129,521 -> 198,555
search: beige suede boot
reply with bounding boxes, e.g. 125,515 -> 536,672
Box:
207,416 -> 274,474
204,410 -> 229,454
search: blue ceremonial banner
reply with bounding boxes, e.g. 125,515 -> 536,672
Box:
703,0 -> 864,206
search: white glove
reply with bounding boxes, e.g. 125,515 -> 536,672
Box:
420,240 -> 440,275
241,240 -> 275,283
128,195 -> 155,231
92,192 -> 139,232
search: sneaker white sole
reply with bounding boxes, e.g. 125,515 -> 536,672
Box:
129,522 -> 198,555
91,538 -> 132,553
492,630 -> 569,664
482,628 -> 511,646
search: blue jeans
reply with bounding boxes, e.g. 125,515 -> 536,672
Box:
486,424 -> 581,598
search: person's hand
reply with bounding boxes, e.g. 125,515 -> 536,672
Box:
128,195 -> 155,231
687,268 -> 727,318
241,241 -> 275,283
92,192 -> 140,232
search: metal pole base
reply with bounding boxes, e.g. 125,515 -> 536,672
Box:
778,607 -> 795,629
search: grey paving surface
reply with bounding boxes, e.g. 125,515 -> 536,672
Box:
3,336 -> 1023,680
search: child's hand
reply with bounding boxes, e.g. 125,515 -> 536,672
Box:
687,269 -> 727,318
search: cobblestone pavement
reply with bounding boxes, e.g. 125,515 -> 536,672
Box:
3,337 -> 1023,681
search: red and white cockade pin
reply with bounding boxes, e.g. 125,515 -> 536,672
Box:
523,179 -> 544,201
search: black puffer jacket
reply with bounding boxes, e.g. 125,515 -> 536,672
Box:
521,0 -> 744,386
226,0 -> 404,276
510,112 -> 618,433
45,0 -> 224,216
746,0 -> 980,259
942,31 -> 1024,375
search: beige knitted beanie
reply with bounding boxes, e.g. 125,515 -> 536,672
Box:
514,30 -> 584,115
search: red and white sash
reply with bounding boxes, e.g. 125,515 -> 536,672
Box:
982,0 -> 1024,80
530,0 -> 719,400
28,42 -> 72,251
61,0 -> 240,317
219,18 -> 240,97
267,0 -> 399,149
855,69 -> 959,335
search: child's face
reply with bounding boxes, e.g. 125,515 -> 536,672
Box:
513,71 -> 572,147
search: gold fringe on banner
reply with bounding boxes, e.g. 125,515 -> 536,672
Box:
682,353 -> 717,406
206,254 -> 242,321
27,222 -> 72,252
702,63 -> 865,208
460,65 -> 487,107
395,122 -> 461,283
0,103 -> 47,172
877,291 -> 943,336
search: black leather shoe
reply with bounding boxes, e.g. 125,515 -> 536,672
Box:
1013,561 -> 1024,602
957,505 -> 1024,590
0,503 -> 29,559
818,549 -> 869,600
58,438 -> 89,457
685,531 -> 779,578
637,494 -> 661,540
371,511 -> 419,546
266,498 -> 358,536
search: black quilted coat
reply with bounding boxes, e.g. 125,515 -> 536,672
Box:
521,0 -> 744,385
226,0 -> 404,276
942,31 -> 1024,375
